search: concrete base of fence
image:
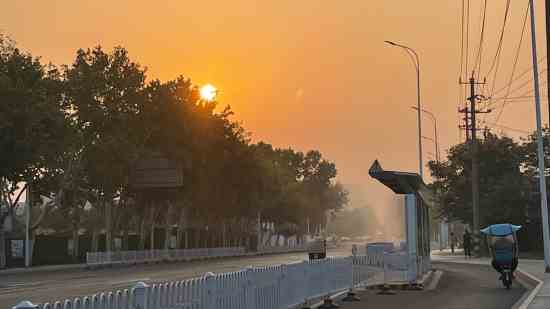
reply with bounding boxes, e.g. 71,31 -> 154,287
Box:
366,269 -> 436,291
341,290 -> 360,302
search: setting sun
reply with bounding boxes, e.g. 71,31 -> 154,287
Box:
200,84 -> 217,101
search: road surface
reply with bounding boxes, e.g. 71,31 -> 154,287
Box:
0,247 -> 350,307
342,262 -> 526,309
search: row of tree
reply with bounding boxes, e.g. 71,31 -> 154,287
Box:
0,34 -> 348,265
429,130 -> 550,250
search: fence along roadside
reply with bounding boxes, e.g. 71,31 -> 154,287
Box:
86,245 -> 310,267
15,252 -> 425,309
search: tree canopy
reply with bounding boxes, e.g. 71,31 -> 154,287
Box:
0,36 -> 348,262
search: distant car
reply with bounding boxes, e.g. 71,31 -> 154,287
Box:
307,238 -> 327,260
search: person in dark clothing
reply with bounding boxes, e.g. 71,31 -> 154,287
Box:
463,230 -> 472,258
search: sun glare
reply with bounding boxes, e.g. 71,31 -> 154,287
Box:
200,84 -> 217,101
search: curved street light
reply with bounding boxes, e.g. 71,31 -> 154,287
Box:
385,41 -> 423,179
412,106 -> 439,164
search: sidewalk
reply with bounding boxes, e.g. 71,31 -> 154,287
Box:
331,261 -> 525,309
432,249 -> 549,309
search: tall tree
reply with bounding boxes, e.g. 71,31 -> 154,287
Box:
64,46 -> 147,251
429,132 -> 528,226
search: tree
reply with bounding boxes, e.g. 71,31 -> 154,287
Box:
0,34 -> 68,267
0,37 -> 349,264
429,132 -> 528,226
64,46 -> 147,252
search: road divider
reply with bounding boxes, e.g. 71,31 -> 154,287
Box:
86,245 -> 315,268
15,251 -> 432,309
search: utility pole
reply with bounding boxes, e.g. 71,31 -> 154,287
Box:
545,0 -> 550,122
25,184 -> 31,268
529,0 -> 550,272
459,107 -> 470,141
470,76 -> 481,257
460,74 -> 488,256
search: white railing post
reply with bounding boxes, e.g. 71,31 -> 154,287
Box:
12,301 -> 39,309
244,266 -> 255,309
203,272 -> 216,309
133,281 -> 149,309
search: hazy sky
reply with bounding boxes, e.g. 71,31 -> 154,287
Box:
2,0 -> 549,206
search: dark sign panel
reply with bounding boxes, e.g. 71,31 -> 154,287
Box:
129,153 -> 184,189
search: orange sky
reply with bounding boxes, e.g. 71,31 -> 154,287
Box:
2,0 -> 549,208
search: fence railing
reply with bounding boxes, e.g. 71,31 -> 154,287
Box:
18,253 -> 430,309
87,243 -> 334,267
255,245 -> 308,255
86,247 -> 246,267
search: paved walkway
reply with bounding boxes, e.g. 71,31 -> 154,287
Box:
432,250 -> 549,308
339,262 -> 525,309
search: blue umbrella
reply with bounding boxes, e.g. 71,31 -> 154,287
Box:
480,224 -> 522,236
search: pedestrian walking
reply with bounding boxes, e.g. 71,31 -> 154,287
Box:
463,229 -> 472,258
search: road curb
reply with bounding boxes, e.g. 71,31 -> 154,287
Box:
0,249 -> 314,275
0,263 -> 86,275
512,268 -> 543,309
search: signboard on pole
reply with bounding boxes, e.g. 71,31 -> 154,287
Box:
129,153 -> 184,189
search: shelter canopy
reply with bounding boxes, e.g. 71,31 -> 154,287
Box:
368,160 -> 433,207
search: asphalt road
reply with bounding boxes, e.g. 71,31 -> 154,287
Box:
342,262 -> 526,309
0,247 -> 351,307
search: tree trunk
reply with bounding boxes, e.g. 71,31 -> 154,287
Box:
164,203 -> 173,250
105,197 -> 112,252
184,229 -> 189,249
149,204 -> 156,251
72,223 -> 80,263
91,228 -> 99,252
0,231 -> 6,269
138,216 -> 146,250
222,221 -> 226,247
195,229 -> 200,248
176,208 -> 185,249
29,231 -> 36,266
122,229 -> 129,251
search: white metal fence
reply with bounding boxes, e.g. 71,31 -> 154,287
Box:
86,245 -> 318,267
86,247 -> 246,267
255,245 -> 308,255
18,252 -> 430,309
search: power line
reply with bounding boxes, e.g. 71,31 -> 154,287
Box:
485,0 -> 511,78
489,56 -> 547,99
460,0 -> 465,80
493,68 -> 547,103
465,0 -> 471,76
474,0 -> 488,79
484,122 -> 531,134
489,77 -> 549,119
486,0 -> 512,100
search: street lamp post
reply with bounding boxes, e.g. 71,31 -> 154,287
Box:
528,0 -> 550,272
385,41 -> 423,179
412,107 -> 439,163
413,106 -> 445,251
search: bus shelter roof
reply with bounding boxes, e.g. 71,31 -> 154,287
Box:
368,160 -> 434,207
